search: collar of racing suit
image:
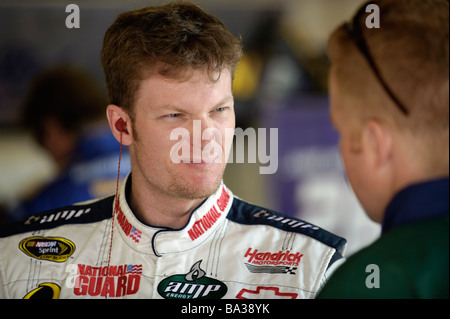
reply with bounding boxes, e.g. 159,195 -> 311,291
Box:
113,174 -> 233,257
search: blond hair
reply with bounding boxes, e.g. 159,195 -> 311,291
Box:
328,0 -> 449,170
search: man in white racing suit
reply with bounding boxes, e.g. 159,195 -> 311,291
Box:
0,175 -> 345,299
0,2 -> 346,299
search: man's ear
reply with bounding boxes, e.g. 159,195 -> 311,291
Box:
106,105 -> 133,146
363,119 -> 393,169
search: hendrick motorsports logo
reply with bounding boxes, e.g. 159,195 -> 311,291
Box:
158,260 -> 227,299
19,237 -> 75,263
243,248 -> 303,275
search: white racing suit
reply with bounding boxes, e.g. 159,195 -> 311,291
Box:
0,175 -> 346,299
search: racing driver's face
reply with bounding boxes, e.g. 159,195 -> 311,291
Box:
128,68 -> 235,203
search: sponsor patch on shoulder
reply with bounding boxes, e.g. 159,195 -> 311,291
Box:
19,237 -> 76,263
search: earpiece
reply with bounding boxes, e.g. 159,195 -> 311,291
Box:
115,118 -> 128,133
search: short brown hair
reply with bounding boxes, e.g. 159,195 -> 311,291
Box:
101,2 -> 243,118
328,0 -> 449,135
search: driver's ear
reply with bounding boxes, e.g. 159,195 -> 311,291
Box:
106,105 -> 133,146
363,119 -> 393,170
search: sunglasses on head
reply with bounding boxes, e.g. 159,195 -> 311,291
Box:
345,1 -> 410,116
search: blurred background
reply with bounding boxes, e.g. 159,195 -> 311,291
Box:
0,0 -> 379,255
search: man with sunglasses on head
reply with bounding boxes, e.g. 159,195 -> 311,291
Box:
318,0 -> 449,299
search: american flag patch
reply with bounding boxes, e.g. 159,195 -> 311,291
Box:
130,226 -> 142,243
126,264 -> 143,274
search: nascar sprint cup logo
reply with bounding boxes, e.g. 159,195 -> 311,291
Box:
158,260 -> 227,299
19,237 -> 75,263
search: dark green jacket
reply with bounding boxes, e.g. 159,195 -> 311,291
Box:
318,178 -> 449,299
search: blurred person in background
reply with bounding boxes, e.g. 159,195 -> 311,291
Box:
318,0 -> 449,298
6,65 -> 130,222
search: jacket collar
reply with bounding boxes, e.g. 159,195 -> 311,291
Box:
114,174 -> 233,256
382,177 -> 449,234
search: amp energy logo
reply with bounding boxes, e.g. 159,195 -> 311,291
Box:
158,260 -> 227,299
